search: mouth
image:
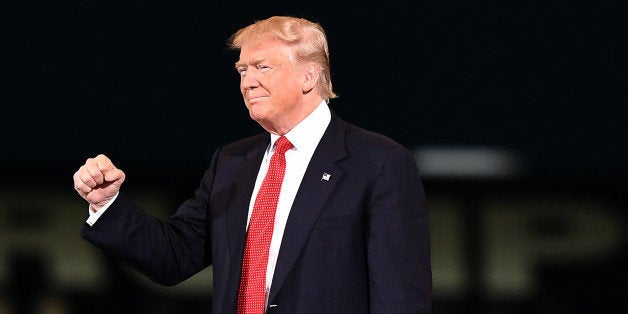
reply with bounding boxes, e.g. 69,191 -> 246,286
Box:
247,95 -> 268,104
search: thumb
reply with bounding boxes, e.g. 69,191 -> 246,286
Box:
86,168 -> 126,210
104,168 -> 126,186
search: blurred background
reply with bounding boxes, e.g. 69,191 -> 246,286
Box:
1,1 -> 626,313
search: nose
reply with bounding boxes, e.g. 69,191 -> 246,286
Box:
241,71 -> 260,89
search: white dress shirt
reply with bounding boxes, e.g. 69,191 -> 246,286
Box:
247,100 -> 331,305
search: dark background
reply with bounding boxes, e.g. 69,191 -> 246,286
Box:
1,1 -> 626,313
3,0 -> 625,182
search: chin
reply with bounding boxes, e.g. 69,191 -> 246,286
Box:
248,111 -> 266,123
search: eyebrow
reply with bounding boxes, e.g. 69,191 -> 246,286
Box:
234,62 -> 245,70
235,56 -> 264,70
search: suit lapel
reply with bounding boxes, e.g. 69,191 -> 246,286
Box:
268,115 -> 348,303
223,135 -> 269,310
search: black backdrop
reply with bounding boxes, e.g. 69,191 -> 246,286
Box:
3,0 -> 625,184
2,2 -> 627,313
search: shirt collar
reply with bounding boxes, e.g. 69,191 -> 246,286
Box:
269,100 -> 331,154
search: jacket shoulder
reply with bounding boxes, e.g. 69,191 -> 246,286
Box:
219,132 -> 268,156
342,119 -> 408,153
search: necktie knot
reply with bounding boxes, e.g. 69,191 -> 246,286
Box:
274,136 -> 292,155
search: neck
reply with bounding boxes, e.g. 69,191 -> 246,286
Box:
261,97 -> 323,135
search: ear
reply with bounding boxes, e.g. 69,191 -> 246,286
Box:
302,63 -> 320,93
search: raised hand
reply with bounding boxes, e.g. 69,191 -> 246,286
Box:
73,154 -> 126,211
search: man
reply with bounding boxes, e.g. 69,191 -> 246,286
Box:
73,16 -> 432,313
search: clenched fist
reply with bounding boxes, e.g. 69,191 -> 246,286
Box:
73,154 -> 126,211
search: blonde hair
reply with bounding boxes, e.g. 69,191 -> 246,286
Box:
229,16 -> 337,101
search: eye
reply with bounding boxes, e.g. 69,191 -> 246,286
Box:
236,67 -> 247,76
256,64 -> 271,71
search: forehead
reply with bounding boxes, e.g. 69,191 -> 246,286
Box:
237,41 -> 293,65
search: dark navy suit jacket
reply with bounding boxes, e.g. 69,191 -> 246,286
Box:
81,112 -> 432,313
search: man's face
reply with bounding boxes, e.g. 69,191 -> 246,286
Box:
235,41 -> 305,134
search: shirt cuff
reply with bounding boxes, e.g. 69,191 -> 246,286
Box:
85,192 -> 119,226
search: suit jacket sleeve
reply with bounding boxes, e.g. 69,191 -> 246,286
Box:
367,144 -> 432,313
79,149 -> 220,286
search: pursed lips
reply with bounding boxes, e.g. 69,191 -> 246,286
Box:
247,95 -> 268,103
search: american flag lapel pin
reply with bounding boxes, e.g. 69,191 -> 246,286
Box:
321,172 -> 331,181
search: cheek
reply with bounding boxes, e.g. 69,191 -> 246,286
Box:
270,79 -> 299,100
